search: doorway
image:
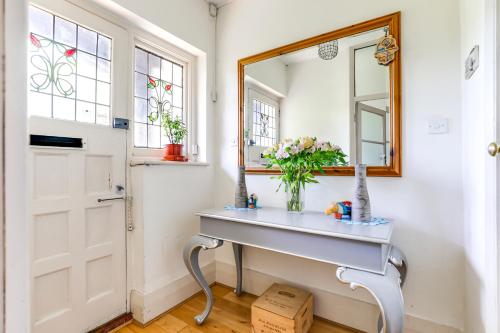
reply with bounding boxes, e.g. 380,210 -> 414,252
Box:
27,1 -> 129,331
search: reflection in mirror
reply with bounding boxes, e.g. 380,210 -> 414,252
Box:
243,27 -> 390,167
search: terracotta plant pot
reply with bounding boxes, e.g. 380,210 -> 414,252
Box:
163,144 -> 187,162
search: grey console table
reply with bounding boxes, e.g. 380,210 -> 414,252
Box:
183,207 -> 407,333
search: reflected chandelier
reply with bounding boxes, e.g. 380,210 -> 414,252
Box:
318,40 -> 339,60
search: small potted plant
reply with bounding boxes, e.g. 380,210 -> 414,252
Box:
161,111 -> 188,161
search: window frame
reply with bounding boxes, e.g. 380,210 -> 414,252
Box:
355,102 -> 389,165
247,87 -> 280,148
27,0 -> 131,128
131,35 -> 196,160
245,84 -> 280,165
27,4 -> 115,126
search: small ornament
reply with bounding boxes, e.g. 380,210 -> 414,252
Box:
248,193 -> 258,209
235,166 -> 248,208
325,201 -> 352,220
374,29 -> 399,66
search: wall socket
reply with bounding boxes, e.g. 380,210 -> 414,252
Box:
427,118 -> 449,134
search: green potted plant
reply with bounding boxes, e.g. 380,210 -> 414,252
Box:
161,111 -> 188,161
263,137 -> 347,212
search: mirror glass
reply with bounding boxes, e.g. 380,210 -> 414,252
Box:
243,27 -> 390,167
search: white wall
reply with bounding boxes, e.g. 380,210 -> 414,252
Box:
5,0 -> 29,331
129,164 -> 215,323
103,0 -> 217,323
246,58 -> 288,96
215,1 -> 464,332
459,0 -> 498,332
280,55 -> 350,154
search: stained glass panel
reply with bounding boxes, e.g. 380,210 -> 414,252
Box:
28,5 -> 112,124
96,105 -> 110,125
97,35 -> 111,60
54,17 -> 76,47
252,99 -> 277,147
134,46 -> 185,149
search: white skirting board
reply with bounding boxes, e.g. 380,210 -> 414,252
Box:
130,262 -> 216,324
215,261 -> 461,333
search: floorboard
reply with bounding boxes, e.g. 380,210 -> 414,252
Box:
118,284 -> 360,333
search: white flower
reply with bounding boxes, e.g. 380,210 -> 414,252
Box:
289,144 -> 300,155
319,141 -> 332,151
275,147 -> 290,159
331,144 -> 342,152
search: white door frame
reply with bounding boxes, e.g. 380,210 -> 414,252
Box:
5,0 -> 30,331
492,0 -> 500,329
485,0 -> 499,331
0,0 -> 5,331
496,0 -> 500,328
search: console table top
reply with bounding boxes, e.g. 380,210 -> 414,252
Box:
197,207 -> 393,244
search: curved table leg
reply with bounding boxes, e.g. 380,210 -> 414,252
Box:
376,246 -> 407,332
336,263 -> 405,333
388,246 -> 407,286
183,235 -> 223,325
232,243 -> 243,296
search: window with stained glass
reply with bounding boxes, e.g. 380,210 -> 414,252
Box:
252,99 -> 278,147
28,5 -> 112,125
134,46 -> 185,149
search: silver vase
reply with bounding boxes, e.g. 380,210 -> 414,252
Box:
235,166 -> 248,208
352,164 -> 371,222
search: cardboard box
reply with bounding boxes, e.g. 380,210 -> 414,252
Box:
251,284 -> 313,333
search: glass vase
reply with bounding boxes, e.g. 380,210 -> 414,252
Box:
286,182 -> 304,213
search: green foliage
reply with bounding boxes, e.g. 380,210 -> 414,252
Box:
161,111 -> 188,145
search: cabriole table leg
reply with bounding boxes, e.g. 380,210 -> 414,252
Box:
336,263 -> 405,333
183,235 -> 223,325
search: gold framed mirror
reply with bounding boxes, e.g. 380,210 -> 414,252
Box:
238,12 -> 401,176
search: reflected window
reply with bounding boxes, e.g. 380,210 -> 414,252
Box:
245,87 -> 280,165
28,5 -> 112,125
352,40 -> 390,166
251,98 -> 278,148
357,102 -> 389,166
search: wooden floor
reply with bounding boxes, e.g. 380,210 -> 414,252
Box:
117,284 -> 358,333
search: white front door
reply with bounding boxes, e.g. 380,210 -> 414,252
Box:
27,1 -> 130,332
29,117 -> 127,333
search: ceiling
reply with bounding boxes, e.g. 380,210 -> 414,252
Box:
278,28 -> 386,65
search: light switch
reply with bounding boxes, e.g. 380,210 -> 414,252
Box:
427,119 -> 449,134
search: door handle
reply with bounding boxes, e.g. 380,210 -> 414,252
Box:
488,142 -> 500,157
97,196 -> 125,203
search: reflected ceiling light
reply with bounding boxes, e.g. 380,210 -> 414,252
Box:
318,40 -> 339,60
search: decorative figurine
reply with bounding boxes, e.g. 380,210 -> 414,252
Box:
352,164 -> 372,222
374,31 -> 399,66
235,166 -> 248,208
248,193 -> 258,209
325,201 -> 352,220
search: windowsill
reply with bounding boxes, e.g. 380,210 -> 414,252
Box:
129,157 -> 209,167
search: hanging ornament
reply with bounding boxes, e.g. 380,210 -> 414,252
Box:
374,28 -> 399,66
318,40 -> 339,60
